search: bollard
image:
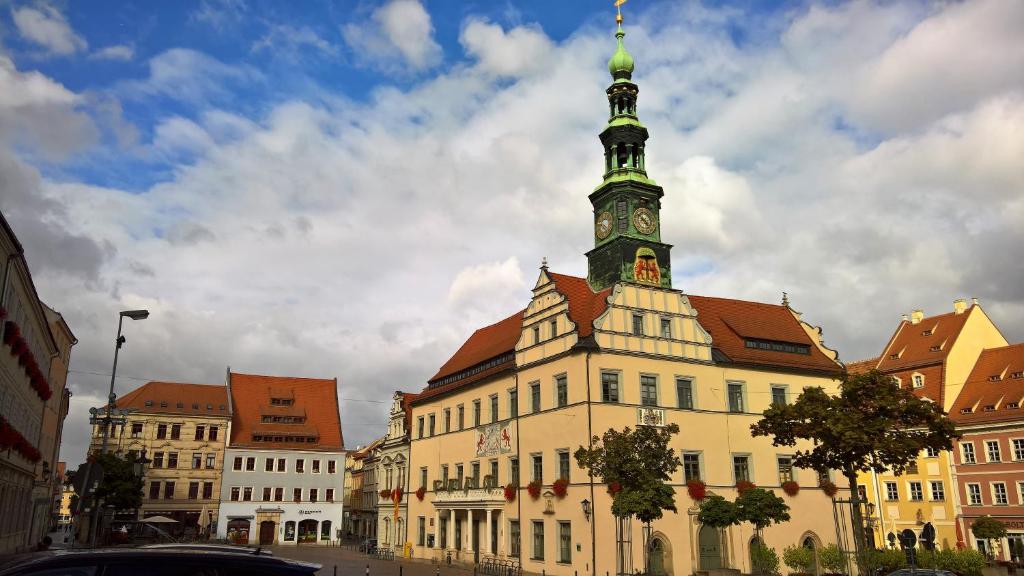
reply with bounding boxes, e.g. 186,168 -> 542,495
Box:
366,564 -> 370,576
400,567 -> 403,576
334,567 -> 337,576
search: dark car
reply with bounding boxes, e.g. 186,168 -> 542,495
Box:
0,548 -> 320,576
140,543 -> 274,556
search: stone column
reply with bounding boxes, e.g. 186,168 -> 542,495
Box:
485,509 -> 493,555
434,509 -> 441,548
467,509 -> 475,552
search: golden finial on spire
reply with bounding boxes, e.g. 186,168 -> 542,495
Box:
614,0 -> 627,24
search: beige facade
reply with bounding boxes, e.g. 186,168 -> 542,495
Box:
375,392 -> 414,550
407,276 -> 847,576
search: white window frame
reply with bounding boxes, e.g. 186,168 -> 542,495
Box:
731,453 -> 753,484
1012,438 -> 1024,461
961,442 -> 977,464
639,373 -> 659,407
727,381 -> 746,413
985,440 -> 1002,462
884,481 -> 899,501
907,481 -> 924,502
911,372 -> 925,389
675,375 -> 696,410
924,446 -> 940,458
312,459 -> 321,474
770,384 -> 788,406
929,480 -> 945,501
966,483 -> 983,505
660,317 -> 672,339
992,482 -> 1009,505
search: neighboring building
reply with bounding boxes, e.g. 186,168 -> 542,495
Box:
375,392 -> 417,550
0,211 -> 70,555
949,344 -> 1024,561
51,461 -> 67,528
361,437 -> 383,543
88,381 -> 232,535
58,477 -> 75,528
853,301 -> 1007,550
405,15 -> 847,576
216,372 -> 346,546
344,449 -> 365,538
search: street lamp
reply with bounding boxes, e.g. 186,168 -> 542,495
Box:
132,448 -> 151,477
581,498 -> 591,521
100,309 -> 149,454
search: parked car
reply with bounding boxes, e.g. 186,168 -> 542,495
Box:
140,543 -> 274,556
0,548 -> 319,575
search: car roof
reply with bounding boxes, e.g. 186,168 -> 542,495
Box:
0,549 -> 318,574
140,544 -> 274,555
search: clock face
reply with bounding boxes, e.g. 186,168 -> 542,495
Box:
633,207 -> 656,235
595,211 -> 613,240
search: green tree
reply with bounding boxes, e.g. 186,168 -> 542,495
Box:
735,488 -> 790,539
818,543 -> 846,574
971,516 -> 1007,559
750,369 -> 958,567
783,545 -> 815,574
92,452 -> 144,510
751,544 -> 781,575
697,494 -> 739,529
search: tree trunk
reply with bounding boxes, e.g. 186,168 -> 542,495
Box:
845,469 -> 868,575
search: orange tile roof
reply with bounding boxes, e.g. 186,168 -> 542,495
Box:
846,358 -> 880,375
547,272 -> 613,338
687,295 -> 843,374
228,372 -> 343,451
876,308 -> 973,372
111,381 -> 230,417
950,343 -> 1024,424
428,310 -> 524,383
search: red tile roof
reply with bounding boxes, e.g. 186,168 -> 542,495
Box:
547,272 -> 613,338
228,372 -> 343,451
428,310 -> 524,383
687,295 -> 843,374
950,344 -> 1024,424
876,308 -> 973,372
846,358 -> 880,375
111,381 -> 230,417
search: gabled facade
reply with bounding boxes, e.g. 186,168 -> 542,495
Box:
216,372 -> 345,546
854,301 -> 1007,551
376,391 -> 417,551
405,13 -> 847,576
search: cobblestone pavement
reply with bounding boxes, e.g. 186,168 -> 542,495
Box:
269,546 -> 476,576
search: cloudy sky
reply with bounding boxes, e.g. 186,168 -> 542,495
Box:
1,0 -> 1022,465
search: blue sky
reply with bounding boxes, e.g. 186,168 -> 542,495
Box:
1,0 -> 1022,461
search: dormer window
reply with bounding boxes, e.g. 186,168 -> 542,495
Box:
930,345 -> 941,352
889,352 -> 901,360
921,329 -> 933,336
1007,402 -> 1020,409
983,405 -> 996,412
1012,371 -> 1023,380
144,400 -> 153,407
912,374 -> 925,389
989,375 -> 1002,382
176,402 -> 184,409
960,407 -> 973,414
160,401 -> 168,408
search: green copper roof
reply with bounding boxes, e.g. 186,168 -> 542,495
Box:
595,169 -> 657,191
607,24 -> 634,77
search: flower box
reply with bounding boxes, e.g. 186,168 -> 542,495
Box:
552,478 -> 569,498
527,480 -> 542,499
687,480 -> 707,500
782,481 -> 800,496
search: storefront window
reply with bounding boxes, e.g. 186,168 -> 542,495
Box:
321,520 -> 332,541
284,521 -> 296,541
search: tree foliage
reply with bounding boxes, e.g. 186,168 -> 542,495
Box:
750,544 -> 781,575
575,423 -> 681,523
971,515 -> 1007,540
782,545 -> 815,574
697,494 -> 739,528
92,452 -> 143,510
736,488 -> 791,534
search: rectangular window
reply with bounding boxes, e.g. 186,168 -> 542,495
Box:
458,405 -> 465,430
293,488 -> 302,502
149,482 -> 160,500
418,517 -> 426,547
490,460 -> 499,484
509,389 -> 518,418
530,383 -> 541,413
328,460 -> 336,474
296,459 -> 305,473
310,489 -> 318,503
170,424 -> 181,440
993,482 -> 1009,505
153,452 -> 164,468
274,487 -> 284,502
230,487 -> 240,502
909,481 -> 924,501
558,522 -> 571,563
242,487 -> 252,501
194,425 -> 205,441
733,455 -> 750,483
277,458 -> 286,472
209,426 -> 218,441
265,458 -> 274,472
967,483 -> 982,505
550,319 -> 558,340
777,456 -> 793,483
559,451 -> 570,481
202,482 -> 213,500
532,521 -> 545,560
556,375 -> 568,408
533,325 -> 540,344
312,460 -> 321,474
167,453 -> 178,469
420,467 -> 428,489
962,442 -> 977,464
164,482 -> 175,499
682,453 -> 701,482
532,454 -> 543,483
986,440 -> 1002,462
660,318 -> 671,339
602,372 -> 620,403
676,378 -> 693,410
474,400 -> 482,426
245,457 -> 255,471
640,375 -> 658,406
818,470 -> 831,486
924,446 -> 940,458
232,456 -> 243,471
885,481 -> 899,501
157,424 -> 167,439
930,481 -> 945,501
728,383 -> 744,413
491,394 -> 499,422
456,464 -> 464,484
262,487 -> 271,501
1014,439 -> 1024,461
418,416 -> 424,438
441,464 -> 449,484
471,461 -> 481,484
429,414 -> 436,436
632,314 -> 644,336
771,386 -> 787,406
131,422 -> 143,438
510,458 -> 519,485
444,408 -> 451,432
192,452 -> 202,469
510,520 -> 521,558
326,488 -> 335,502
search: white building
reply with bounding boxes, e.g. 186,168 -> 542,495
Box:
374,392 -> 415,551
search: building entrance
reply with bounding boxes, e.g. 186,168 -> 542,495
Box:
259,521 -> 275,545
699,525 -> 721,570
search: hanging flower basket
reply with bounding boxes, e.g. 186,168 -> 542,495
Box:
527,480 -> 542,499
504,483 -> 517,502
607,481 -> 622,496
379,488 -> 392,499
782,481 -> 800,496
736,480 -> 756,494
687,480 -> 707,500
392,487 -> 403,503
415,486 -> 426,501
2,321 -> 19,346
821,480 -> 839,497
553,478 -> 569,498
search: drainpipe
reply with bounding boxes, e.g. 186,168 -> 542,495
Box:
514,369 -> 521,560
585,350 -> 596,576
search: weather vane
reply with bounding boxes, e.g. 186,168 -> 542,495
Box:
614,0 -> 627,24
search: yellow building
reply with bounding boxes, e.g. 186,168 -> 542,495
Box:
850,301 -> 1007,550
88,381 -> 232,535
405,13 -> 848,576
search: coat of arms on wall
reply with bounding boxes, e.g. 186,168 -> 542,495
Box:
633,247 -> 660,286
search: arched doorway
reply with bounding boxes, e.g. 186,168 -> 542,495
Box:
259,521 -> 276,545
699,525 -> 722,570
749,536 -> 764,574
298,519 -> 318,544
802,533 -> 820,575
227,519 -> 250,544
649,535 -> 670,576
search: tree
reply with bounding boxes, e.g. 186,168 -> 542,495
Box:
751,369 -> 958,566
735,487 -> 790,539
575,424 -> 681,573
697,494 -> 739,530
91,452 -> 143,510
971,516 -> 1007,559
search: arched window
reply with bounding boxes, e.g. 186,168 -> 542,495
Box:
384,517 -> 391,545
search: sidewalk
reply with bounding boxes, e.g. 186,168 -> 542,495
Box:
270,545 -> 481,576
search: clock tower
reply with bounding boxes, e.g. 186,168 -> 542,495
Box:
586,15 -> 672,291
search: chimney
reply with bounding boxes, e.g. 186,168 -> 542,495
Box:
953,298 -> 967,315
910,310 -> 924,324
901,314 -> 909,322
972,297 -> 979,307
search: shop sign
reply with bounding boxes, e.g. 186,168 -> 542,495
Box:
299,509 -> 322,515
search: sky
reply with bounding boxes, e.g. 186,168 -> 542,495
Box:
0,0 -> 1022,467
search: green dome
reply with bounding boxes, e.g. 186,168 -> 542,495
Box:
607,25 -> 634,77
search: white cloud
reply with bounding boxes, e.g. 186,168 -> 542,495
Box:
117,49 -> 263,104
448,257 -> 527,318
11,3 -> 87,55
341,0 -> 442,73
191,0 -> 247,31
252,25 -> 339,59
91,44 -> 134,61
460,18 -> 554,78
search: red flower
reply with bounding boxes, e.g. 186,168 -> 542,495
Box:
379,488 -> 392,499
687,480 -> 707,500
504,483 -> 517,503
527,480 -> 542,499
391,487 -> 403,503
2,321 -> 19,346
553,477 -> 569,498
415,486 -> 426,501
607,481 -> 622,496
821,480 -> 839,497
736,480 -> 756,494
782,481 -> 800,496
